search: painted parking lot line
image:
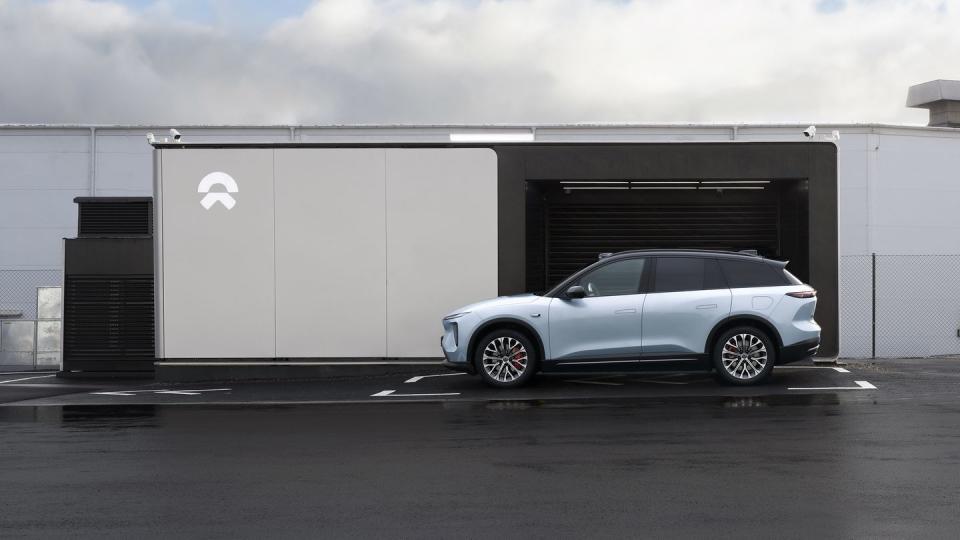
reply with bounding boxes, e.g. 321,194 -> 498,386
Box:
775,366 -> 850,373
788,380 -> 877,391
0,374 -> 56,384
91,388 -> 231,397
404,373 -> 467,384
372,390 -> 461,398
563,379 -> 624,386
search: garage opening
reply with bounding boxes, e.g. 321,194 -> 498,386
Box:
524,179 -> 809,292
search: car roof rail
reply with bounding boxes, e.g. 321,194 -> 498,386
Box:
737,249 -> 760,257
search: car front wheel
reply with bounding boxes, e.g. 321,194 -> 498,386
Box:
474,330 -> 538,388
712,326 -> 776,385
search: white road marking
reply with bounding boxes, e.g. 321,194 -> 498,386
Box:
775,366 -> 851,373
0,374 -> 56,384
91,388 -> 231,397
629,378 -> 690,385
563,379 -> 624,386
788,380 -> 877,391
404,373 -> 467,384
371,389 -> 461,397
154,389 -> 231,396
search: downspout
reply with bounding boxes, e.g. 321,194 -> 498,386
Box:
89,127 -> 97,196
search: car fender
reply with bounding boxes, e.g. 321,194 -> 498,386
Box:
704,314 -> 784,354
469,316 -> 549,365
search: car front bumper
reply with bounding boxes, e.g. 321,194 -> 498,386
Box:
441,315 -> 478,374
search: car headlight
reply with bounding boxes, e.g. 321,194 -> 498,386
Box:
443,311 -> 471,321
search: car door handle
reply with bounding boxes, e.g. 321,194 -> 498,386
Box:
614,308 -> 637,314
696,304 -> 717,310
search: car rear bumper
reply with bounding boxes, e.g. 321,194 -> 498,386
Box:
779,338 -> 821,364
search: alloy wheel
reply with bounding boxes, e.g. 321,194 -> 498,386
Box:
482,336 -> 529,383
721,333 -> 768,380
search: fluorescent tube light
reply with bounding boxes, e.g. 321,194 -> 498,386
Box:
449,132 -> 534,143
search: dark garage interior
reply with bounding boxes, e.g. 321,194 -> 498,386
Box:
524,178 -> 810,292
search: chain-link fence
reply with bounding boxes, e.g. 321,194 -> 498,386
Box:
0,270 -> 62,370
839,255 -> 960,359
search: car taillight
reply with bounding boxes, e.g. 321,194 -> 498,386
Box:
786,289 -> 816,299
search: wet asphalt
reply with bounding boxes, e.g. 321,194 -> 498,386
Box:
1,358 -> 959,538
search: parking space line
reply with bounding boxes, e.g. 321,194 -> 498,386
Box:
90,388 -> 232,397
404,373 -> 467,384
0,375 -> 56,384
564,379 -> 624,386
372,390 -> 460,397
788,380 -> 877,391
775,366 -> 850,373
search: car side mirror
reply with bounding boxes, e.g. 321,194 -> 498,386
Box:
566,285 -> 586,299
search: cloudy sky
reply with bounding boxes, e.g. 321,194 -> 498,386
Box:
0,0 -> 956,125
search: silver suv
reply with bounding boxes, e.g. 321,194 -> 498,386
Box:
441,250 -> 820,387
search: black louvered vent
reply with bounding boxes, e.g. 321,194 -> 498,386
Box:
542,203 -> 779,288
63,276 -> 154,360
77,198 -> 153,236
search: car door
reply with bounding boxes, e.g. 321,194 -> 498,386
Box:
547,257 -> 648,363
641,257 -> 732,355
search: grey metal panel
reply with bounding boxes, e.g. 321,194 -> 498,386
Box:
36,320 -> 61,352
1,320 -> 35,366
37,287 -> 62,320
274,149 -> 387,357
385,148 -> 498,357
159,149 -> 275,358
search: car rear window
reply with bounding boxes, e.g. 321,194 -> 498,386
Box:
653,257 -> 725,293
719,259 -> 790,288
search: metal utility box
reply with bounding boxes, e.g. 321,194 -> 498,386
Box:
62,198 -> 155,375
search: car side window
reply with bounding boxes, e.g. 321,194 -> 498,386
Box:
578,258 -> 646,297
718,259 -> 789,288
653,257 -> 706,293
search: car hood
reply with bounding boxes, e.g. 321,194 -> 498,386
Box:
449,293 -> 542,315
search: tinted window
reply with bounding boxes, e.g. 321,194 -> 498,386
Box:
579,258 -> 646,297
704,258 -> 727,289
719,259 -> 789,288
654,257 -> 706,293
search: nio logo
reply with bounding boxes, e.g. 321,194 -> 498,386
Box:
198,171 -> 239,210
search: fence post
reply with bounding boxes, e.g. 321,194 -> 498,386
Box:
871,252 -> 877,359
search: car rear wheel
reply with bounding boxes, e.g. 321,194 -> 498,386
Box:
474,329 -> 538,388
712,326 -> 776,385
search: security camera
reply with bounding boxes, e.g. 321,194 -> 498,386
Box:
146,132 -> 156,144
169,128 -> 182,141
802,125 -> 816,139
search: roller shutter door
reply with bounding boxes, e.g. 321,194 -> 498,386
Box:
542,202 -> 779,287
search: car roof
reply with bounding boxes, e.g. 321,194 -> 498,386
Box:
543,249 -> 789,297
601,249 -> 785,264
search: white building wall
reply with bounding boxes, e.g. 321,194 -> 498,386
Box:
2,123 -> 960,359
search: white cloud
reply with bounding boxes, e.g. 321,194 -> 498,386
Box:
0,0 -> 956,125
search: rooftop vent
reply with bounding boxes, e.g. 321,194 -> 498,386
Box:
907,80 -> 960,128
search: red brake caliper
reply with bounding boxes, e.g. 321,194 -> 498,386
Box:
511,345 -> 524,370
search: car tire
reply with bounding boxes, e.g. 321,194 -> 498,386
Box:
473,329 -> 539,388
712,326 -> 776,386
